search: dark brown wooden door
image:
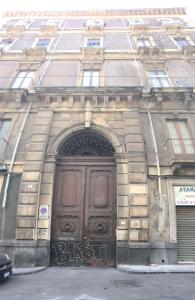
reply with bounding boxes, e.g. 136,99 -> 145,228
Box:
51,157 -> 116,266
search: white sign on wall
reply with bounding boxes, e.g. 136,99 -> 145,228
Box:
174,186 -> 195,206
39,205 -> 49,218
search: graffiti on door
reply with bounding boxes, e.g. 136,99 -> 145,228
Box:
51,241 -> 106,266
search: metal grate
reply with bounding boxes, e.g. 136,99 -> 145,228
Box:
59,131 -> 115,156
176,207 -> 195,262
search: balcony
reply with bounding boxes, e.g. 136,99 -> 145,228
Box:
80,46 -> 104,57
164,139 -> 195,171
0,76 -> 35,94
145,77 -> 193,92
85,20 -> 105,30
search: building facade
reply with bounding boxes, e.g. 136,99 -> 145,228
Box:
0,8 -> 195,267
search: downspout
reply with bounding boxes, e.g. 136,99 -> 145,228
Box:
1,101 -> 33,239
37,22 -> 67,87
146,105 -> 163,239
123,18 -> 144,86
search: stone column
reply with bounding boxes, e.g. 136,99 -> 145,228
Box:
16,110 -> 53,242
123,110 -> 149,264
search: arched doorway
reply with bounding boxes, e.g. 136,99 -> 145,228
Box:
50,129 -> 116,266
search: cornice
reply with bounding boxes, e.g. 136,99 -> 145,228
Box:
3,8 -> 186,18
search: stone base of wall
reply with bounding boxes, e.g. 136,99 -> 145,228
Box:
150,242 -> 177,265
0,240 -> 177,267
117,242 -> 177,265
0,240 -> 49,267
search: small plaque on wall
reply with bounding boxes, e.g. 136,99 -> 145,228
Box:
39,205 -> 49,218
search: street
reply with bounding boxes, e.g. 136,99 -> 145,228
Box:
0,267 -> 195,300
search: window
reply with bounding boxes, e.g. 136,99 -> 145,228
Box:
137,38 -> 151,48
11,71 -> 34,89
46,20 -> 62,26
0,39 -> 14,51
0,120 -> 10,150
174,37 -> 189,48
161,18 -> 183,25
127,19 -> 144,26
85,19 -> 104,28
167,120 -> 194,154
35,39 -> 51,49
87,39 -> 101,48
82,70 -> 100,87
148,70 -> 171,88
16,20 -> 31,28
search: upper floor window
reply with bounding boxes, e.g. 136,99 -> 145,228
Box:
16,20 -> 32,28
82,70 -> 100,87
45,19 -> 63,26
161,18 -> 183,26
174,37 -> 189,48
167,120 -> 194,154
11,71 -> 34,89
85,19 -> 104,29
87,39 -> 101,48
127,19 -> 144,26
137,38 -> 151,48
0,39 -> 14,51
35,39 -> 51,49
148,70 -> 171,88
0,120 -> 10,150
2,19 -> 31,29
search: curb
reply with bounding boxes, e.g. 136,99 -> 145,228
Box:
117,265 -> 195,274
12,266 -> 47,276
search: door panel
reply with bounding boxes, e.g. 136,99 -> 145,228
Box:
51,158 -> 116,266
51,166 -> 85,240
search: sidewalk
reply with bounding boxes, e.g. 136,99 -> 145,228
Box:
118,264 -> 195,273
12,264 -> 195,275
13,266 -> 47,275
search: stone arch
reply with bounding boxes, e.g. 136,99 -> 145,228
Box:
47,123 -> 126,158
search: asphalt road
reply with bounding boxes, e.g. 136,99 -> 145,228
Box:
0,267 -> 195,300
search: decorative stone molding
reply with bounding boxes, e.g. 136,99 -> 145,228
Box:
163,23 -> 185,31
80,46 -> 104,59
4,8 -> 186,18
85,19 -> 105,31
18,62 -> 42,71
184,45 -> 195,57
142,59 -> 166,71
39,24 -> 58,35
24,47 -> 46,59
139,46 -> 163,56
6,25 -> 25,34
129,24 -> 150,31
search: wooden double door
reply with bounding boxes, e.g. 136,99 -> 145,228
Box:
51,157 -> 116,266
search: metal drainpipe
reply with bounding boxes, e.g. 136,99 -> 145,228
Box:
146,106 -> 163,239
123,18 -> 144,87
37,21 -> 67,87
1,101 -> 32,239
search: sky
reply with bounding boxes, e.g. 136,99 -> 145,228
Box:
0,0 -> 195,21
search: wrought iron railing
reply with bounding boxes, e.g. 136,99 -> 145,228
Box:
164,139 -> 195,161
145,77 -> 192,90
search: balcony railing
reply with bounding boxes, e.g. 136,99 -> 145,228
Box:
164,139 -> 195,164
145,77 -> 192,90
0,76 -> 35,91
